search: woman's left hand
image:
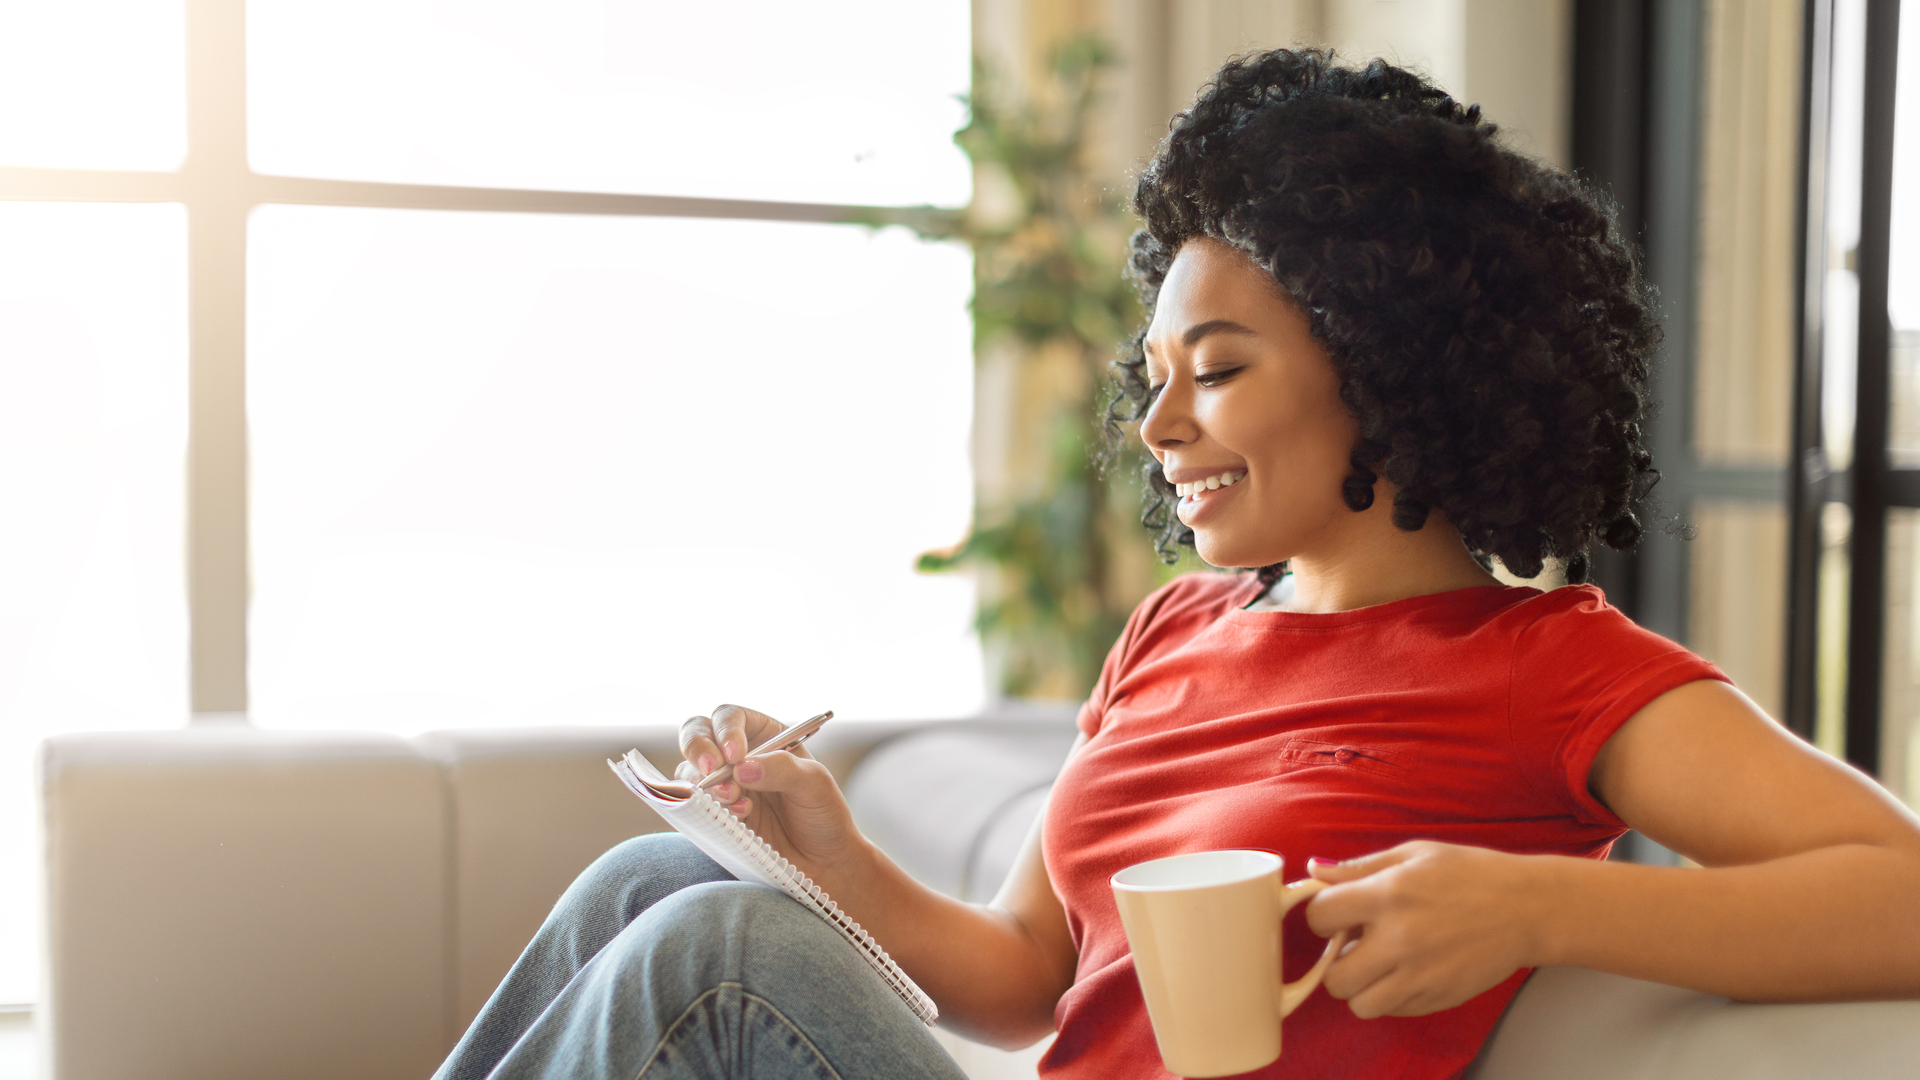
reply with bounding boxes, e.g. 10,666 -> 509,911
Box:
1304,841 -> 1546,1018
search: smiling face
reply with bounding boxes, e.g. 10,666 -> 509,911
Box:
1139,238 -> 1364,570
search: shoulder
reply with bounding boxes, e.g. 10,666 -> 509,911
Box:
1107,571 -> 1254,668
1500,585 -> 1686,659
1130,571 -> 1255,634
1497,585 -> 1729,823
1078,572 -> 1254,736
1500,585 -> 1728,742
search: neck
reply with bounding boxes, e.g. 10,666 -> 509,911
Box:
1281,507 -> 1500,614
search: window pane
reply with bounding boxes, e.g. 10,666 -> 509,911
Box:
1880,509 -> 1920,809
248,206 -> 982,732
1688,499 -> 1788,719
247,0 -> 972,207
1888,0 -> 1919,333
1816,502 -> 1852,759
1693,0 -> 1799,467
1884,2 -> 1920,463
1822,0 -> 1871,470
0,202 -> 189,1002
0,0 -> 186,170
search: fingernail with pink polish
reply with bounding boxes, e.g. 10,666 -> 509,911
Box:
698,754 -> 714,775
723,740 -> 740,763
1307,857 -> 1336,869
736,759 -> 763,783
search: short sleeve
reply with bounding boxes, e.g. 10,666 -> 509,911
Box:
1507,587 -> 1728,825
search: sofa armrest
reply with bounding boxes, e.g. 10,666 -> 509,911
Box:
1467,965 -> 1920,1080
39,729 -> 450,1080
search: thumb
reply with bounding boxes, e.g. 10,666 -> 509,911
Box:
1307,845 -> 1417,884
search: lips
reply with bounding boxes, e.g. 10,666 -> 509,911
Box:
1172,468 -> 1247,524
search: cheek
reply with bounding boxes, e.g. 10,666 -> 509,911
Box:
1245,411 -> 1357,488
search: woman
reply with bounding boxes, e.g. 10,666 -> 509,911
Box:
437,50 -> 1920,1080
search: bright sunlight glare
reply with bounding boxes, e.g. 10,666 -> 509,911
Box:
246,207 -> 985,732
0,202 -> 189,1003
0,0 -> 186,171
248,0 -> 973,207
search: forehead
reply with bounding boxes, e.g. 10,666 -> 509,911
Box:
1144,239 -> 1295,356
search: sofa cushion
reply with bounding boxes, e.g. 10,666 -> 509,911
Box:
843,717 -> 1078,902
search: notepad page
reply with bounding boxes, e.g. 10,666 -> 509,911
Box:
608,753 -> 939,1025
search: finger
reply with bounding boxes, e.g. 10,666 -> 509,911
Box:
1305,874 -> 1388,937
710,704 -> 784,765
732,750 -> 837,805
1342,968 -> 1422,1020
726,795 -> 753,818
1319,935 -> 1397,1003
677,714 -> 722,776
1307,842 -> 1422,884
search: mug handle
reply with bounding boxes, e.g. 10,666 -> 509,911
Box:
1275,877 -> 1350,1018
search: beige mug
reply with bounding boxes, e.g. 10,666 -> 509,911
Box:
1111,849 -> 1349,1078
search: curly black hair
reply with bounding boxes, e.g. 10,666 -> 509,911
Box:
1108,48 -> 1660,583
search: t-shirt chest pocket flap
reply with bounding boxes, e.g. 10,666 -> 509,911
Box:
1277,737 -> 1414,777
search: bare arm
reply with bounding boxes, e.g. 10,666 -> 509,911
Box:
679,706 -> 1080,1047
1305,681 -> 1920,1017
1548,680 -> 1920,998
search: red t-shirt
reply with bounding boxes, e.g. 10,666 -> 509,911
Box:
1038,573 -> 1726,1080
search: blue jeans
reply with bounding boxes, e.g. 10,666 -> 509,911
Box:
433,833 -> 971,1080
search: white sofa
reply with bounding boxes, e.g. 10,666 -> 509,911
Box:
38,716 -> 1920,1080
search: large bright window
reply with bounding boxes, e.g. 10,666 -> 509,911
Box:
248,207 -> 980,729
0,1 -> 187,171
0,0 -> 976,1005
0,203 -> 190,1002
247,0 -> 972,206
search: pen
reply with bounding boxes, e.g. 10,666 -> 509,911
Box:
695,710 -> 834,792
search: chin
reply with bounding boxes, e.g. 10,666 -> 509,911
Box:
1191,534 -> 1283,571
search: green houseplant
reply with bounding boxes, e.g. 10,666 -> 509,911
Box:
907,39 -> 1185,700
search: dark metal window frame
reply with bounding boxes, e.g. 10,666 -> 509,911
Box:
1835,0 -> 1905,774
1581,0 -> 1906,781
0,0 -> 936,716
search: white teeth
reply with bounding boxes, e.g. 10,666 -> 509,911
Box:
1176,472 -> 1245,497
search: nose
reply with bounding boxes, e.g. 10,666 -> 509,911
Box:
1139,378 -> 1197,452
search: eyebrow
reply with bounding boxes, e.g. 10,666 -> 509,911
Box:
1145,319 -> 1260,356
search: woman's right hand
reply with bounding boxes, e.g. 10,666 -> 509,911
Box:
676,704 -> 866,880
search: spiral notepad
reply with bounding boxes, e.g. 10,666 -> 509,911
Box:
608,750 -> 939,1026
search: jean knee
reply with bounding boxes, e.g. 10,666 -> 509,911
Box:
644,878 -> 802,933
552,833 -> 731,931
627,881 -> 832,979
